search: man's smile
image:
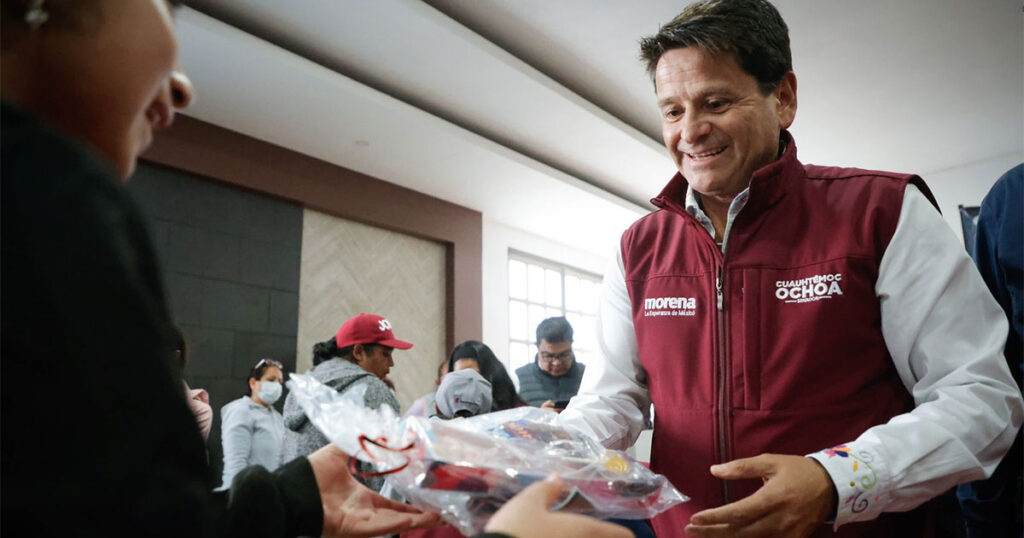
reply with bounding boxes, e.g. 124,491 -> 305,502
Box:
685,146 -> 728,161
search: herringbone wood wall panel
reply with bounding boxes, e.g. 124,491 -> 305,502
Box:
296,210 -> 446,411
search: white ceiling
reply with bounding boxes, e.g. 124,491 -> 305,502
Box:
426,0 -> 1024,175
175,0 -> 1022,255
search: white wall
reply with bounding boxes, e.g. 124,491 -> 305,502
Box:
924,152 -> 1023,244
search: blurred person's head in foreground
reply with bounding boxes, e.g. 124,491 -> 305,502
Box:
1,0 -> 195,179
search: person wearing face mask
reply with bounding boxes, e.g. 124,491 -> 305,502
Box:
218,358 -> 287,491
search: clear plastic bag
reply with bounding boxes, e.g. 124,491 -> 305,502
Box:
287,373 -> 688,536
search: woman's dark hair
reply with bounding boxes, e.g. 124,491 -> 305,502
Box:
446,340 -> 526,411
245,358 -> 283,397
639,0 -> 792,96
312,337 -> 378,367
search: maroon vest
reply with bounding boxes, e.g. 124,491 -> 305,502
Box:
622,135 -> 938,537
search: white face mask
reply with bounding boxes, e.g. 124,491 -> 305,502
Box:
257,381 -> 282,405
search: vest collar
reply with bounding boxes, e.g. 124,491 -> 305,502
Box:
651,130 -> 801,215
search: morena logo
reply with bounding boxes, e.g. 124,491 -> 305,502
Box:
643,296 -> 697,317
378,319 -> 392,332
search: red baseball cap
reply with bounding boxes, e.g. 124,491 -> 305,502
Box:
335,313 -> 413,350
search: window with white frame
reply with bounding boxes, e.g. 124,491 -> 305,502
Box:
507,252 -> 603,375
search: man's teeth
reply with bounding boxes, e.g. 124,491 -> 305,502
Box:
687,147 -> 726,158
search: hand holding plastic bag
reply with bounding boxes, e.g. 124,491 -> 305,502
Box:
306,444 -> 443,537
287,373 -> 687,536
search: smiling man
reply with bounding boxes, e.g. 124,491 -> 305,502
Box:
559,1 -> 1023,537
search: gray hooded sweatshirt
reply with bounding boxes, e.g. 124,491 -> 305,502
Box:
281,358 -> 399,491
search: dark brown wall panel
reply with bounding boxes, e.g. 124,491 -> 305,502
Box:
142,115 -> 482,351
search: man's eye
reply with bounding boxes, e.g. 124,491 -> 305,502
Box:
663,108 -> 683,119
707,100 -> 727,111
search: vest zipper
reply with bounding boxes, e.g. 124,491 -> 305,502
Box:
715,265 -> 731,504
716,270 -> 724,311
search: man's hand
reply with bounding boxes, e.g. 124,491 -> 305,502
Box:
685,454 -> 837,538
539,400 -> 566,413
307,445 -> 444,538
485,474 -> 633,538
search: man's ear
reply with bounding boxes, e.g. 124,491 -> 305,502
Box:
775,71 -> 797,129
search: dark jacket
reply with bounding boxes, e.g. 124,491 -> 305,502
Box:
971,163 -> 1023,381
515,357 -> 585,406
957,163 -> 1023,537
0,101 -> 321,538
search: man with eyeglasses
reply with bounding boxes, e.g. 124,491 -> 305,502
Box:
515,316 -> 586,413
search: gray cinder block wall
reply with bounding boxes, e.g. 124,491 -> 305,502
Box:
128,162 -> 303,484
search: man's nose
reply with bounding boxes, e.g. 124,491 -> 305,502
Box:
680,113 -> 712,147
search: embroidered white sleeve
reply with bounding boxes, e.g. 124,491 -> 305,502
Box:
808,445 -> 893,525
558,244 -> 651,450
808,184 -> 1023,528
